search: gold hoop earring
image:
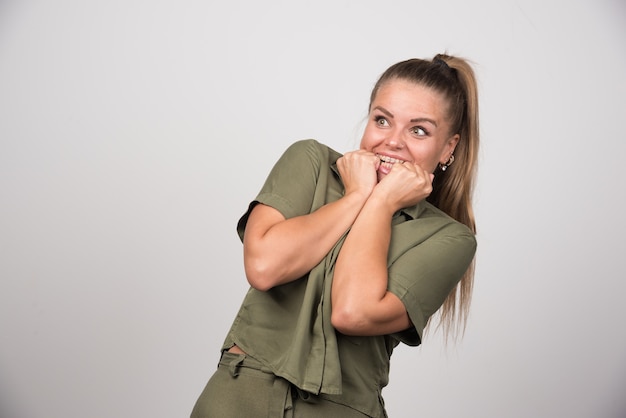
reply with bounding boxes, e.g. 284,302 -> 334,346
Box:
439,154 -> 455,171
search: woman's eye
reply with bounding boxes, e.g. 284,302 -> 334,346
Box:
411,126 -> 427,136
374,116 -> 389,127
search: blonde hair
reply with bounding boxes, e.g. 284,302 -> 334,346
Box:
370,54 -> 480,340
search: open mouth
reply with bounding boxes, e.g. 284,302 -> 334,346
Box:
376,154 -> 405,175
377,154 -> 404,165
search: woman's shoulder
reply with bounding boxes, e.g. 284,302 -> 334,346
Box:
285,139 -> 343,161
289,138 -> 341,155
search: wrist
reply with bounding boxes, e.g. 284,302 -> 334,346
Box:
363,190 -> 397,218
343,187 -> 372,206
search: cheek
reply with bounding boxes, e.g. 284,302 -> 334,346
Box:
359,129 -> 373,150
360,126 -> 383,150
406,144 -> 441,171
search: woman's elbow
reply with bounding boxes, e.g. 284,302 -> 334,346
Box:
331,305 -> 366,335
245,254 -> 290,291
245,263 -> 275,292
247,277 -> 273,292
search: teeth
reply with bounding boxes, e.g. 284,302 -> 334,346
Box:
377,154 -> 404,164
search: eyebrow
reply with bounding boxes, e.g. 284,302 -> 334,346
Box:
373,106 -> 438,127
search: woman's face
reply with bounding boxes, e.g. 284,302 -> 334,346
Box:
360,78 -> 459,181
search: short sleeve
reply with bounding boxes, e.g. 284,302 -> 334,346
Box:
387,223 -> 476,345
236,139 -> 340,241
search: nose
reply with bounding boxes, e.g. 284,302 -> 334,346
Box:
385,130 -> 404,149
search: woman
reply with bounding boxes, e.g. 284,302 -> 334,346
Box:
191,53 -> 479,417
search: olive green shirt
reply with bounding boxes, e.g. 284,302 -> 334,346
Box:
222,139 -> 476,417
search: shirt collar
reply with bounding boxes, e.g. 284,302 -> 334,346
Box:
399,200 -> 426,220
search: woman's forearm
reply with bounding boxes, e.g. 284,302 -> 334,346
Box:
243,190 -> 369,291
331,193 -> 411,335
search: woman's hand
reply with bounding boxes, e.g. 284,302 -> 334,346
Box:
374,162 -> 434,212
336,150 -> 379,200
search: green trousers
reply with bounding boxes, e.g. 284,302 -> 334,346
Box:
190,351 -> 370,418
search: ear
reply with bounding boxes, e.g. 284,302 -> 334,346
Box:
439,134 -> 460,164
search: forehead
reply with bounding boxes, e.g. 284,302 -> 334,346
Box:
373,79 -> 449,118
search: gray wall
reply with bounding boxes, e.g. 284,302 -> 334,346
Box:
1,0 -> 625,417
